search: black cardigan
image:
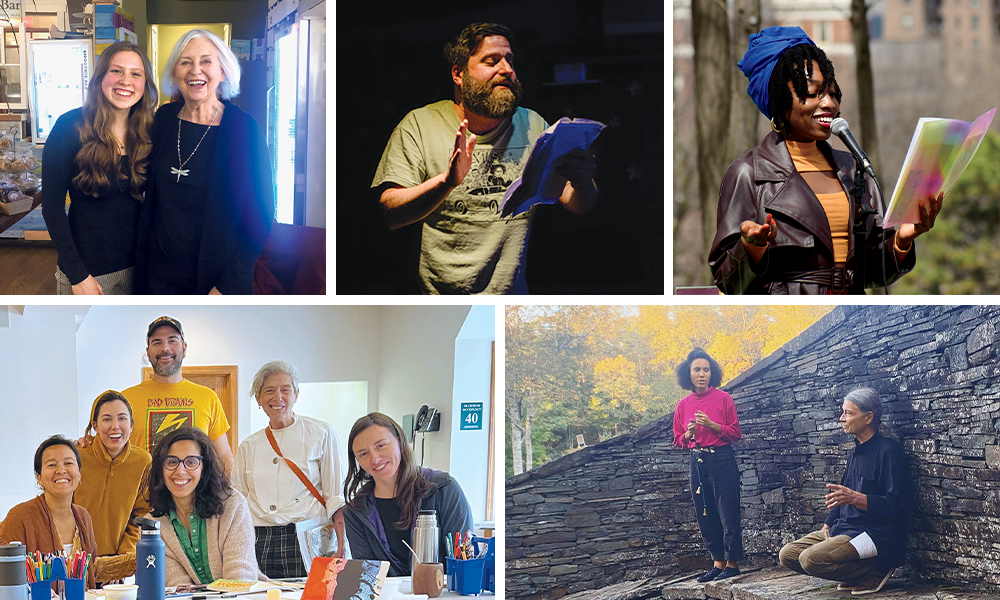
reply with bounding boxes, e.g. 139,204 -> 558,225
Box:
135,100 -> 274,294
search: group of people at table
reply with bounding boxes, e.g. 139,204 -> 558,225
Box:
0,316 -> 475,587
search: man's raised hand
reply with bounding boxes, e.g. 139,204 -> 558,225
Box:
445,120 -> 476,187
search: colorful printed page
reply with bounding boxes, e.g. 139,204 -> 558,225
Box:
884,107 -> 996,227
302,558 -> 390,600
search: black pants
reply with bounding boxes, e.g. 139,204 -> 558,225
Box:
689,445 -> 744,561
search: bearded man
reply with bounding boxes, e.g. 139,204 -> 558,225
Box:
121,316 -> 235,475
371,22 -> 597,294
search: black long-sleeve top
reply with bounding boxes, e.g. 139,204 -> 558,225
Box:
825,432 -> 912,570
41,108 -> 141,285
135,100 -> 274,295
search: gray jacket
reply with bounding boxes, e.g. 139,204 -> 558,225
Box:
344,468 -> 474,576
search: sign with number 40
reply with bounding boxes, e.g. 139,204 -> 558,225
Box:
460,402 -> 483,430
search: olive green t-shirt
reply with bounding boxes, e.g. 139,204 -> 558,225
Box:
372,100 -> 548,294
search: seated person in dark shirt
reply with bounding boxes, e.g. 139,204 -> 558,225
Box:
778,388 -> 911,596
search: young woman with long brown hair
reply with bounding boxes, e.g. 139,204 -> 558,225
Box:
343,413 -> 474,576
42,41 -> 158,294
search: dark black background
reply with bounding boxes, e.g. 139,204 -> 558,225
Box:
335,0 -> 664,294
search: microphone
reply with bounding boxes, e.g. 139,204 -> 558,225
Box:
831,118 -> 876,180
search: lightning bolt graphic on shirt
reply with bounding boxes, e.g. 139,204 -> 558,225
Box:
157,413 -> 189,434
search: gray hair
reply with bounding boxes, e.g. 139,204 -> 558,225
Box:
844,387 -> 882,427
252,361 -> 300,400
161,29 -> 241,100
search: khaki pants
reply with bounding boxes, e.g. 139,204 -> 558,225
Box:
778,529 -> 880,583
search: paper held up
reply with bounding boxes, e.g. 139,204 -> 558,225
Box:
499,117 -> 605,217
883,107 -> 996,228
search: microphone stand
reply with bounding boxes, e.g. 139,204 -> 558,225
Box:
851,156 -> 877,293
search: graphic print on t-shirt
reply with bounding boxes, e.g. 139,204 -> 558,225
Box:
147,404 -> 195,451
447,147 -> 525,216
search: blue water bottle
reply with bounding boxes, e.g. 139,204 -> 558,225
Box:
135,518 -> 165,600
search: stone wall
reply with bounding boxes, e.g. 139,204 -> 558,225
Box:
506,305 -> 1000,599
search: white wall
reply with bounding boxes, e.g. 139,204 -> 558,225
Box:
0,308 -> 83,515
74,306 -> 382,446
449,306 -> 496,526
376,306 -> 471,472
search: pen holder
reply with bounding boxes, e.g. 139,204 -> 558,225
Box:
29,558 -> 84,600
473,537 -> 495,594
445,556 -> 485,596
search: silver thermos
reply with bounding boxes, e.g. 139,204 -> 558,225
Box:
0,543 -> 28,600
412,510 -> 439,574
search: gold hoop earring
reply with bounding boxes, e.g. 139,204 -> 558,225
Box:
770,116 -> 784,133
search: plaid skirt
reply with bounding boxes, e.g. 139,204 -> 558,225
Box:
55,266 -> 134,295
255,523 -> 308,579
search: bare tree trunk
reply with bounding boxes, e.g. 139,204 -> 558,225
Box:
729,0 -> 762,161
524,414 -> 534,471
510,418 -> 524,476
693,0 -> 734,271
850,0 -> 882,184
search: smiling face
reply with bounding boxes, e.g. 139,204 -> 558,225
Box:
100,50 -> 145,115
163,439 -> 203,502
690,358 -> 711,393
258,372 -> 298,428
147,326 -> 186,377
37,445 -> 81,499
839,399 -> 873,437
352,424 -> 402,495
175,36 -> 225,104
783,60 -> 840,142
95,399 -> 132,458
455,35 -> 523,119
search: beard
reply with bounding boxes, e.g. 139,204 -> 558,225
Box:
461,70 -> 523,119
152,351 -> 184,377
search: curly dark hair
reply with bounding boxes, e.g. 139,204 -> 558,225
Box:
767,43 -> 842,129
148,427 -> 230,518
344,413 -> 431,530
675,348 -> 723,391
442,22 -> 517,71
34,435 -> 82,475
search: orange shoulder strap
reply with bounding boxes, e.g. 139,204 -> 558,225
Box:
265,427 -> 327,509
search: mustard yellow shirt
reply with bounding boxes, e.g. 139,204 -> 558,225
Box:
786,140 -> 850,263
122,379 -> 230,454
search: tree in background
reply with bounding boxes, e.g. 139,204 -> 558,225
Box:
850,0 -> 883,183
506,305 -> 835,478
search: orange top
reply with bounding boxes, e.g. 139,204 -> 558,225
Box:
786,140 -> 849,263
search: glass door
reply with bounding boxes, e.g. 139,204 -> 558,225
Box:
271,22 -> 297,225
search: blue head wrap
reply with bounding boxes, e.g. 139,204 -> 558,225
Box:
737,26 -> 816,120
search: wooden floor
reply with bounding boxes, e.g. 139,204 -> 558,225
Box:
0,244 -> 58,294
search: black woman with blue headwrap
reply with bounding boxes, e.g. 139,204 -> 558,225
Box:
708,26 -> 941,295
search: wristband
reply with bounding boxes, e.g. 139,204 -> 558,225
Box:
742,236 -> 769,249
893,234 -> 912,254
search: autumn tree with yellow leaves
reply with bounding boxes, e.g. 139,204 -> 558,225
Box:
506,305 -> 834,478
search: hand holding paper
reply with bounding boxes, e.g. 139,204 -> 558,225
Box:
883,107 -> 996,228
500,117 -> 604,217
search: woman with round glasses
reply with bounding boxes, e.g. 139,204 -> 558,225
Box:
148,427 -> 259,585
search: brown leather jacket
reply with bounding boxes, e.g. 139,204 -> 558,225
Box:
708,131 -> 914,294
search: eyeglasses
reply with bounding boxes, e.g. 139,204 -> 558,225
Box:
163,455 -> 203,470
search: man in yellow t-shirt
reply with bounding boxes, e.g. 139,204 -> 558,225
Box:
121,316 -> 235,476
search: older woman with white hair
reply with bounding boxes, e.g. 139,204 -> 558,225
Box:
135,28 -> 274,295
232,361 -> 347,578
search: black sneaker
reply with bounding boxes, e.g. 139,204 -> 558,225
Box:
714,566 -> 741,580
697,567 -> 724,582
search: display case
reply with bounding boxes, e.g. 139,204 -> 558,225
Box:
27,38 -> 93,143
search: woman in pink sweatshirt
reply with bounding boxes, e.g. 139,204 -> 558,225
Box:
672,348 -> 744,582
